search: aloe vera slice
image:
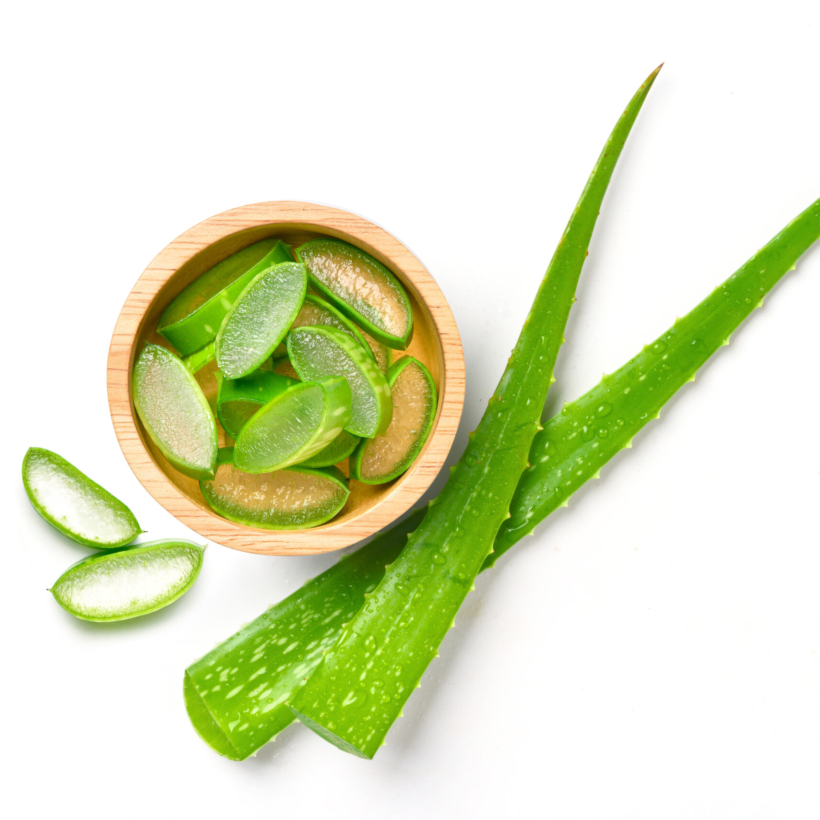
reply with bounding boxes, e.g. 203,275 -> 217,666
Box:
362,330 -> 392,375
215,262 -> 308,379
298,429 -> 361,468
234,378 -> 351,473
200,449 -> 349,529
289,66 -> 662,759
185,192 -> 820,762
132,343 -> 218,480
23,448 -> 142,549
51,539 -> 204,622
287,326 -> 392,438
296,239 -> 413,350
350,356 -> 437,483
158,239 -> 293,357
216,370 -> 298,440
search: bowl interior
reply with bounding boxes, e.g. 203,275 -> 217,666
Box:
131,221 -> 447,536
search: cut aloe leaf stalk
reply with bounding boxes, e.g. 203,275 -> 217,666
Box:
215,262 -> 308,379
158,239 -> 293,357
184,513 -> 418,760
299,429 -> 361,468
296,238 -> 413,350
216,370 -> 298,441
132,343 -> 219,480
287,326 -> 392,438
51,539 -> 205,622
184,193 -> 820,762
234,378 -> 352,473
22,448 -> 142,549
200,448 -> 349,529
350,356 -> 437,484
183,342 -> 215,374
289,66 -> 662,759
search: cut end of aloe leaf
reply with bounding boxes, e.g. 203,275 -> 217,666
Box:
23,448 -> 142,549
215,261 -> 308,379
132,343 -> 218,480
350,356 -> 437,484
184,673 -> 244,760
158,239 -> 293,357
296,239 -> 413,350
298,429 -> 361,468
234,378 -> 351,473
50,540 -> 205,622
290,707 -> 373,759
201,450 -> 349,529
287,326 -> 393,438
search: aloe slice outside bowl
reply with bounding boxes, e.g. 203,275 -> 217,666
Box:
296,238 -> 413,350
350,356 -> 437,484
287,326 -> 393,438
50,540 -> 205,622
234,378 -> 351,473
158,239 -> 293,357
201,449 -> 350,530
23,448 -> 142,549
216,370 -> 298,441
299,429 -> 361,468
132,343 -> 219,480
216,261 -> 308,379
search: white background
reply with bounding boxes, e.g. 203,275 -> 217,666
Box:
3,2 -> 819,818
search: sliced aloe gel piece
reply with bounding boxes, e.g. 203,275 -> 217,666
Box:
287,326 -> 392,438
22,448 -> 142,549
234,378 -> 351,473
350,356 -> 437,484
158,239 -> 293,357
200,449 -> 350,529
132,343 -> 219,480
296,238 -> 413,350
50,539 -> 205,622
216,370 -> 298,440
215,261 -> 308,379
298,429 -> 361,468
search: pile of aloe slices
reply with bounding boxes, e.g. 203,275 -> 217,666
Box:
135,238 -> 439,530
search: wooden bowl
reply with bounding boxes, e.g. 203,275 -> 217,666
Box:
107,202 -> 465,555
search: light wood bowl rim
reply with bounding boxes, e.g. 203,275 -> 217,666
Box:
107,201 -> 465,555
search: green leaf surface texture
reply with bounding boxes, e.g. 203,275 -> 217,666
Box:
287,67 -> 662,759
23,448 -> 142,548
185,193 -> 819,760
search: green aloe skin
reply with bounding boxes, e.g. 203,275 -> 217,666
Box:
158,239 -> 293,357
184,193 -> 819,761
288,66 -> 662,759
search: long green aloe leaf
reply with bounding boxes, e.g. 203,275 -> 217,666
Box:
184,195 -> 820,760
287,66 -> 662,759
490,195 -> 820,563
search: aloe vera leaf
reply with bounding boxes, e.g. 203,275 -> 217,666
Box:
298,429 -> 361,468
132,343 -> 219,480
184,513 -> 419,760
233,378 -> 351,473
50,539 -> 205,622
200,448 -> 350,529
185,194 -> 819,761
183,342 -> 215,374
287,325 -> 393,437
23,447 -> 142,549
349,356 -> 438,484
295,238 -> 414,350
215,262 -> 308,379
490,194 -> 820,564
288,67 -> 662,760
215,370 -> 298,440
159,239 -> 293,357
